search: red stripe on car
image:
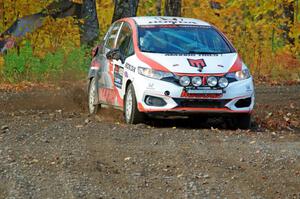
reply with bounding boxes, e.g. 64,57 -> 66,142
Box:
228,56 -> 242,72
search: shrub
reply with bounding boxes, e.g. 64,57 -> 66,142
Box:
0,42 -> 90,83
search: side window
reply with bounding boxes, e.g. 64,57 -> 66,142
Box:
115,23 -> 134,58
105,22 -> 122,49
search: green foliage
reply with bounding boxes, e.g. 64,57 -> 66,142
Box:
1,42 -> 89,83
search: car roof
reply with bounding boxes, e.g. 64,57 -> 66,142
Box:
131,16 -> 211,27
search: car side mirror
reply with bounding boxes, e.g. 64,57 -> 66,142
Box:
106,48 -> 124,63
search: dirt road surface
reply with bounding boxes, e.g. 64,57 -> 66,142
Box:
0,84 -> 299,198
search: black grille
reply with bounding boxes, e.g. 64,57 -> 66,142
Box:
173,98 -> 231,108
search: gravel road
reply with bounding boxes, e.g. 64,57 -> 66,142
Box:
0,84 -> 299,198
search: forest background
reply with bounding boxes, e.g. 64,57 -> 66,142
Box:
0,0 -> 299,84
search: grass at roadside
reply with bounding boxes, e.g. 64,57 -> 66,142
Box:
0,42 -> 90,83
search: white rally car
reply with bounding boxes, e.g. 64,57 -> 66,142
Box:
88,16 -> 255,129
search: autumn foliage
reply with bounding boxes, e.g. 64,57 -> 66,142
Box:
0,0 -> 299,83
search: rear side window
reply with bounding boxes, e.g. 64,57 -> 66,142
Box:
105,22 -> 122,49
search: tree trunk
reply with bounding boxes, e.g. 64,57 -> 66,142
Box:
164,0 -> 181,16
111,0 -> 139,23
282,1 -> 295,45
80,0 -> 99,45
156,0 -> 162,16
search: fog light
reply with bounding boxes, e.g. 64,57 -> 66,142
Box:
192,77 -> 202,87
235,97 -> 251,108
145,96 -> 167,107
179,76 -> 190,87
207,76 -> 217,87
218,77 -> 229,88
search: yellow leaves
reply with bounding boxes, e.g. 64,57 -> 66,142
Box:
0,56 -> 4,71
96,0 -> 114,36
213,0 -> 226,3
27,17 -> 80,57
1,0 -> 50,33
71,0 -> 83,3
0,55 -> 4,82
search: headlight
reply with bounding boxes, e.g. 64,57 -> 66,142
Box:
191,77 -> 202,87
179,76 -> 190,87
235,69 -> 251,80
218,77 -> 229,88
207,76 -> 218,87
138,67 -> 174,80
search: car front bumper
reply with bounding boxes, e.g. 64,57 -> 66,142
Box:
133,75 -> 255,114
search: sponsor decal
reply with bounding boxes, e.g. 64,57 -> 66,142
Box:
125,63 -> 136,72
148,20 -> 197,25
114,65 -> 124,89
165,53 -> 218,56
246,85 -> 252,92
181,90 -> 223,98
187,58 -> 207,72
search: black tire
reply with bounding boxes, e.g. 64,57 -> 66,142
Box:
124,83 -> 145,124
88,78 -> 100,114
236,114 -> 251,129
188,115 -> 208,122
188,115 -> 208,126
225,114 -> 251,130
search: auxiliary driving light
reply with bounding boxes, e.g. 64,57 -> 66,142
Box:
207,76 -> 218,87
218,77 -> 229,88
191,77 -> 202,87
179,76 -> 190,87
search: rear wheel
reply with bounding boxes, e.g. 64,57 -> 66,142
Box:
88,78 -> 100,114
124,83 -> 145,124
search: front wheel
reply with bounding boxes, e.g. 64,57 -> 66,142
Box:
236,114 -> 251,129
124,83 -> 145,124
88,78 -> 100,114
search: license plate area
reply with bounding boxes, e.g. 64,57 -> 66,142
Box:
186,87 -> 223,94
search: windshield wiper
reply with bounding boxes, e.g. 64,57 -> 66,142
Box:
141,49 -> 156,53
141,49 -> 170,54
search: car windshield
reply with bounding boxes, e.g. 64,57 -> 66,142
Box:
138,25 -> 234,54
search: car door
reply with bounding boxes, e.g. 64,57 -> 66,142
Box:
110,22 -> 135,107
97,21 -> 123,105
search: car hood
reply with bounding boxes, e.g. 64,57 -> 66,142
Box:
141,52 -> 240,74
